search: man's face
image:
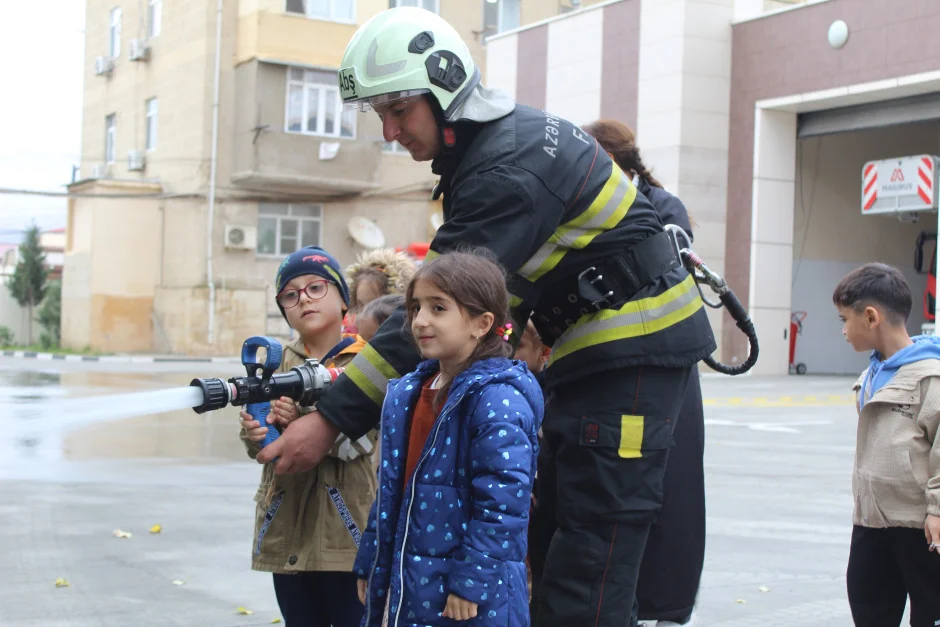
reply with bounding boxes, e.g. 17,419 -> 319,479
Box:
375,96 -> 441,162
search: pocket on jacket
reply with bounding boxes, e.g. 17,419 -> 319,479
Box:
319,457 -> 378,553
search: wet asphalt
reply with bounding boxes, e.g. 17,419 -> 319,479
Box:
0,358 -> 901,626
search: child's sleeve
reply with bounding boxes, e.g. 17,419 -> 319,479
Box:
923,377 -> 940,516
353,498 -> 380,579
446,383 -> 537,608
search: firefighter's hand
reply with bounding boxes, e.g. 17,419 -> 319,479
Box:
239,411 -> 268,443
255,410 -> 339,474
357,578 -> 367,605
442,594 -> 478,621
269,396 -> 300,429
926,514 -> 940,551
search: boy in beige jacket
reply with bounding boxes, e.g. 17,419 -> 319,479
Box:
833,263 -> 940,627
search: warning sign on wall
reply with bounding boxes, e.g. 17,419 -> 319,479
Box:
862,155 -> 940,215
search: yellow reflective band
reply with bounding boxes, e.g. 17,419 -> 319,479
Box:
518,166 -> 636,282
618,415 -> 644,459
343,344 -> 401,406
509,295 -> 523,308
548,275 -> 703,366
424,249 -> 440,262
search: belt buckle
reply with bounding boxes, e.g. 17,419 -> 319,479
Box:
577,266 -> 615,311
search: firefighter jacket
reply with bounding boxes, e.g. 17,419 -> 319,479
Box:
317,104 -> 717,440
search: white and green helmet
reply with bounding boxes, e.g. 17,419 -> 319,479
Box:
339,7 -> 510,122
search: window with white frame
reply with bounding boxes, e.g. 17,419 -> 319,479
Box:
145,98 -> 158,152
483,0 -> 520,35
285,0 -> 355,22
105,114 -> 116,164
257,203 -> 323,256
389,0 -> 439,13
148,0 -> 162,37
286,68 -> 356,139
257,204 -> 323,256
109,7 -> 122,57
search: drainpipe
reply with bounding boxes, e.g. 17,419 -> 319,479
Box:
206,0 -> 223,348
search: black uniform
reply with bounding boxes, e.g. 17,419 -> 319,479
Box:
633,179 -> 707,626
316,104 -> 717,627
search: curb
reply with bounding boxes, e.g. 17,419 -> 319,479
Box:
0,350 -> 241,364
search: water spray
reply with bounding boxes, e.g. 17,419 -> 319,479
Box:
190,336 -> 344,448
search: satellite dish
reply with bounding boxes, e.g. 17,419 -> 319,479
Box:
430,212 -> 444,232
347,216 -> 386,249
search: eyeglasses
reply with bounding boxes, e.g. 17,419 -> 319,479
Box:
276,279 -> 331,309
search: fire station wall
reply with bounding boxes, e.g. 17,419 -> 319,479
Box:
790,121 -> 940,375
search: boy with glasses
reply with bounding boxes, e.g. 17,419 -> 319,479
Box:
239,246 -> 375,626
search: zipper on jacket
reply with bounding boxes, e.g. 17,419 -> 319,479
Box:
364,392 -> 392,627
393,392 -> 465,627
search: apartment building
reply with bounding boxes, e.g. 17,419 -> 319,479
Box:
64,0 -> 598,356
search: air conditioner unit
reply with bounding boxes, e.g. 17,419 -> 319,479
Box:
94,56 -> 114,76
224,225 -> 258,251
91,163 -> 112,179
128,39 -> 151,62
128,150 -> 146,172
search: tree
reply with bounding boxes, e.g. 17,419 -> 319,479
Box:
7,225 -> 47,345
37,281 -> 61,349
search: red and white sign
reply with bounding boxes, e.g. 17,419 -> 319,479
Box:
861,155 -> 939,215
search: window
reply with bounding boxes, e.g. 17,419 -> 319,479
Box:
257,204 -> 323,256
390,0 -> 439,13
145,98 -> 158,152
286,68 -> 356,139
105,114 -> 116,164
483,0 -> 520,35
286,0 -> 355,22
148,0 -> 162,37
109,7 -> 122,57
383,141 -> 409,155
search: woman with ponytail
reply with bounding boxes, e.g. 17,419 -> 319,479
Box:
581,120 -> 706,627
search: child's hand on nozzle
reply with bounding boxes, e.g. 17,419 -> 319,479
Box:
270,397 -> 300,429
442,594 -> 478,621
926,514 -> 940,552
239,411 -> 269,442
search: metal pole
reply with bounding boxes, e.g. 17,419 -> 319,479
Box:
206,0 -> 223,348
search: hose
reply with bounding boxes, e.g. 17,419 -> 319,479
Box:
665,225 -> 760,376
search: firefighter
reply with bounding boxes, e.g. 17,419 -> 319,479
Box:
257,8 -> 717,627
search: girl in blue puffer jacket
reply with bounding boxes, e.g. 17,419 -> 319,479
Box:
354,251 -> 543,627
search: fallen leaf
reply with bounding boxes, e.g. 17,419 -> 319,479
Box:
236,607 -> 254,616
271,620 -> 282,624
758,585 -> 770,592
735,599 -> 747,604
112,529 -> 132,539
150,524 -> 162,534
172,580 -> 185,586
55,578 -> 70,588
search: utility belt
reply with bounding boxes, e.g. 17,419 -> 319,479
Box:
529,230 -> 681,345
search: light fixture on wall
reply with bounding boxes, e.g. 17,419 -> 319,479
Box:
486,0 -> 498,4
827,19 -> 849,49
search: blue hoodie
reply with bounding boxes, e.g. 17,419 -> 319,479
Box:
859,335 -> 940,409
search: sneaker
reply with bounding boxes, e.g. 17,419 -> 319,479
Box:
657,617 -> 696,627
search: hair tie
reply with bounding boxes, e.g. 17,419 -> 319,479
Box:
495,323 -> 513,342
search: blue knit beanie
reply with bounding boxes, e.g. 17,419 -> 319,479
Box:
275,247 -> 350,316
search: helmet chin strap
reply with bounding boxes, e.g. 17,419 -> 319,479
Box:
426,94 -> 459,158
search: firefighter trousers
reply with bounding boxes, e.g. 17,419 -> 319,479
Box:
530,365 -> 692,627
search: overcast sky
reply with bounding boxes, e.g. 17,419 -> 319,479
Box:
0,1 -> 85,243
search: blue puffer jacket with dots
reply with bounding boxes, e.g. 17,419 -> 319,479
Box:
354,357 -> 543,627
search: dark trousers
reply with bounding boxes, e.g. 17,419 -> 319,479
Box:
635,367 -> 706,624
272,571 -> 363,627
846,525 -> 940,627
531,365 -> 691,627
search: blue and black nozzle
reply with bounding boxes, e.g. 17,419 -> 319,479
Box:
189,336 -> 344,414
